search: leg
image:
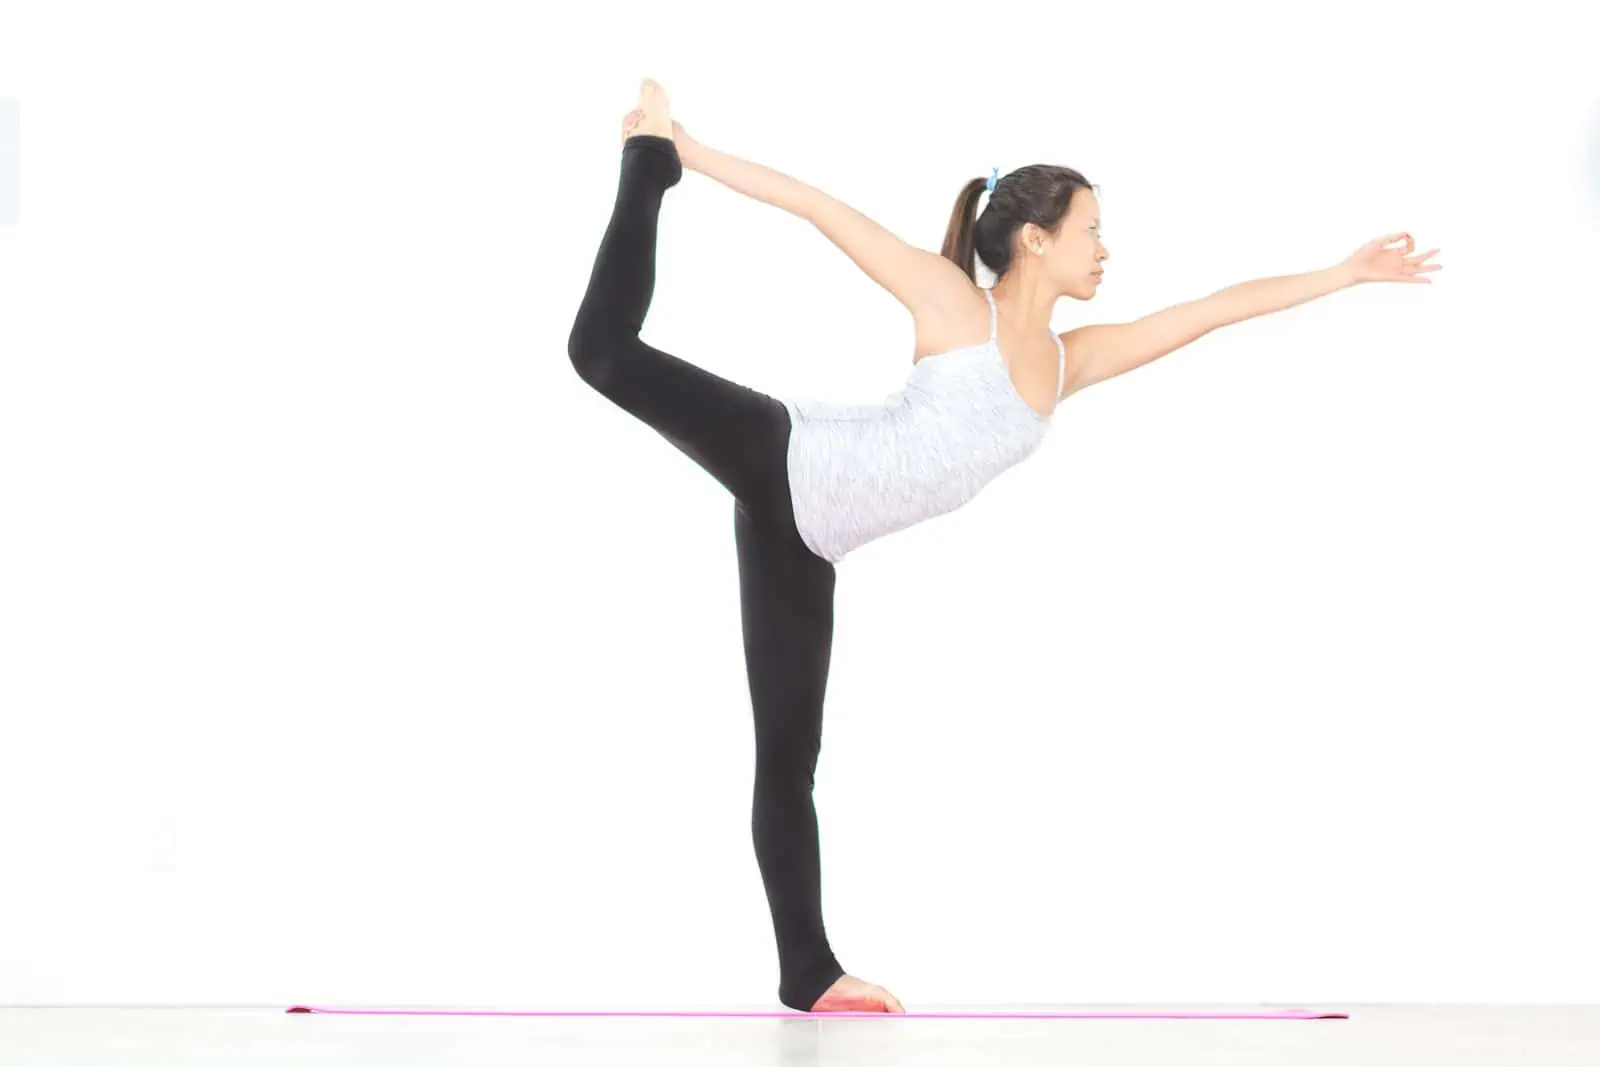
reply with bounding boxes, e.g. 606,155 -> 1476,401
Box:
574,127 -> 843,1007
733,499 -> 846,1011
567,134 -> 793,525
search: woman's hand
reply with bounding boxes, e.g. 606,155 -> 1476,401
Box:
618,107 -> 701,169
671,120 -> 703,168
1341,232 -> 1443,284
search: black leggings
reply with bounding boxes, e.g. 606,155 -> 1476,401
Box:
566,134 -> 846,1012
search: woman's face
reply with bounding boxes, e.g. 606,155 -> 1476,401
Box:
1043,188 -> 1108,300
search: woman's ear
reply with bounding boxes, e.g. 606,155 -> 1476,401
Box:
1014,221 -> 1036,255
1020,222 -> 1045,255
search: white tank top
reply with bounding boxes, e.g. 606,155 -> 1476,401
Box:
780,287 -> 1064,563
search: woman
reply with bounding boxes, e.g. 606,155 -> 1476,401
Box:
566,78 -> 1440,1015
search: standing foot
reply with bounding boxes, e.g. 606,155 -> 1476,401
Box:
808,973 -> 906,1013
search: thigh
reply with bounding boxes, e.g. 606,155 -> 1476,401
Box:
574,332 -> 793,521
733,500 -> 836,760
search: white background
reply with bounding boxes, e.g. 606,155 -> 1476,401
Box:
1,0 -> 1597,1008
0,99 -> 17,225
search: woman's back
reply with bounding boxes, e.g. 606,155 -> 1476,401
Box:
780,288 -> 1065,562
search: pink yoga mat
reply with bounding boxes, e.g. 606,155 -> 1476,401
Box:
287,1005 -> 1347,1020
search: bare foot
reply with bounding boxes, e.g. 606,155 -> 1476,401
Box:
809,974 -> 906,1013
620,77 -> 673,144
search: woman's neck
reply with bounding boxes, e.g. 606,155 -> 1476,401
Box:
989,272 -> 1057,339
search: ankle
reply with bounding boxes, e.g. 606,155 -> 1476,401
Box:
622,135 -> 682,186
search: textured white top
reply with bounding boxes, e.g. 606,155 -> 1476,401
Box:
780,287 -> 1064,563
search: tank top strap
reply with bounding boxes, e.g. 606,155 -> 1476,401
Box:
986,287 -> 1065,403
1052,330 -> 1066,401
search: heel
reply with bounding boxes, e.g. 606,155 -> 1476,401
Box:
622,134 -> 682,187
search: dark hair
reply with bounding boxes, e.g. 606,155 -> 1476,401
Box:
940,165 -> 1096,283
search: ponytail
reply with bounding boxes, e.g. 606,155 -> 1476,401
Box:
939,178 -> 990,283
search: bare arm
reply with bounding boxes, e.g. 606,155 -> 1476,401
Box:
1062,264 -> 1358,393
1060,232 -> 1437,395
1211,264 -> 1358,325
681,136 -> 970,321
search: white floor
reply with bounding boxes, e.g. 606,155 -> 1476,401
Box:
2,1006 -> 1598,1065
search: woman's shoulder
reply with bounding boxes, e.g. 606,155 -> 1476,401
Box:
910,282 -> 991,364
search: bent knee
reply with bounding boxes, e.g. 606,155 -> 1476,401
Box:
567,319 -> 629,392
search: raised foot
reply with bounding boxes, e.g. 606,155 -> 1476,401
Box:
621,77 -> 674,144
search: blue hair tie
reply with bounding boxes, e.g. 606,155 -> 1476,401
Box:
986,166 -> 998,193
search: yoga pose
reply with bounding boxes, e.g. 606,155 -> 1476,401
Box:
566,78 -> 1441,1014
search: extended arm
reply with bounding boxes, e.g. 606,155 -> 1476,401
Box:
680,135 -> 968,321
1061,233 -> 1439,394
1062,265 -> 1356,392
